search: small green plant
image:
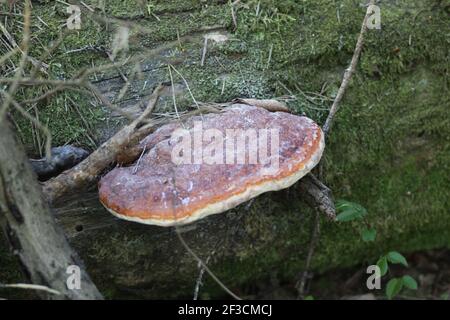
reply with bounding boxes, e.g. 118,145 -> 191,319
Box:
336,200 -> 419,300
336,200 -> 376,242
238,0 -> 297,36
335,200 -> 368,222
376,251 -> 418,299
385,275 -> 418,300
361,227 -> 377,242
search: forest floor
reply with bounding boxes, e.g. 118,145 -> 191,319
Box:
234,248 -> 450,300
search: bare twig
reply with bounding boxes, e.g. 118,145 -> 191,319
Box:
4,93 -> 52,159
234,98 -> 291,113
193,254 -> 212,300
43,84 -> 165,203
132,145 -> 146,175
0,0 -> 31,122
200,37 -> 208,66
168,65 -> 181,121
0,283 -> 61,296
176,229 -> 242,300
298,174 -> 336,220
170,64 -> 201,110
296,1 -> 374,299
296,209 -> 320,299
322,0 -> 374,137
230,0 -> 240,30
0,47 -> 19,66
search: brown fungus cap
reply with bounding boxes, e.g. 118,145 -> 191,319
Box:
99,104 -> 324,226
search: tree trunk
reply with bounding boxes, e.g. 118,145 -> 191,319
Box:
0,118 -> 102,300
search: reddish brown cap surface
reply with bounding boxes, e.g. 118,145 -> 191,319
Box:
99,104 -> 324,226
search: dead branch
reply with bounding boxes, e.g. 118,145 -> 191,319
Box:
296,209 -> 321,299
0,1 -> 31,122
41,91 -> 334,219
0,118 -> 103,300
322,1 -> 374,137
42,84 -> 164,203
297,1 -> 374,299
175,229 -> 242,300
297,174 -> 336,220
193,254 -> 212,300
234,98 -> 291,113
230,0 -> 240,30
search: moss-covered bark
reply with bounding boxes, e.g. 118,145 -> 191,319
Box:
0,0 -> 448,299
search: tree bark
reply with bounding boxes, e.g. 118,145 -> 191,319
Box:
297,174 -> 336,220
0,117 -> 103,300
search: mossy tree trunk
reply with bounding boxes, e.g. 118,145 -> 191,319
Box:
0,0 -> 449,299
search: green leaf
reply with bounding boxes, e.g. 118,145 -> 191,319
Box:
386,278 -> 403,300
361,228 -> 377,242
440,293 -> 449,300
387,251 -> 408,267
304,295 -> 314,300
335,200 -> 368,222
335,200 -> 365,211
376,256 -> 388,276
402,275 -> 418,290
336,210 -> 361,222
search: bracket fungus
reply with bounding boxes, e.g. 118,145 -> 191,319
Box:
99,104 -> 324,226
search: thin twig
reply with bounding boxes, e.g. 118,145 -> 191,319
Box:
1,91 -> 52,159
168,64 -> 181,121
296,210 -> 320,299
43,84 -> 164,203
0,0 -> 31,122
322,0 -> 374,137
193,254 -> 212,300
297,1 -> 374,298
176,230 -> 242,300
0,283 -> 61,296
132,145 -> 146,174
200,37 -> 208,66
166,132 -> 240,300
230,0 -> 240,30
169,64 -> 200,109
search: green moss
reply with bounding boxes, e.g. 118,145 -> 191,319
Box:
0,239 -> 35,299
1,0 -> 449,298
172,0 -> 450,296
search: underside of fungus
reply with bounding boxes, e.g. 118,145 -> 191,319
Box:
99,104 -> 324,226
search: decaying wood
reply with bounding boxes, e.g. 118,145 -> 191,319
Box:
0,118 -> 103,300
42,85 -> 165,203
234,98 -> 291,113
297,174 -> 336,220
43,92 -> 334,218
